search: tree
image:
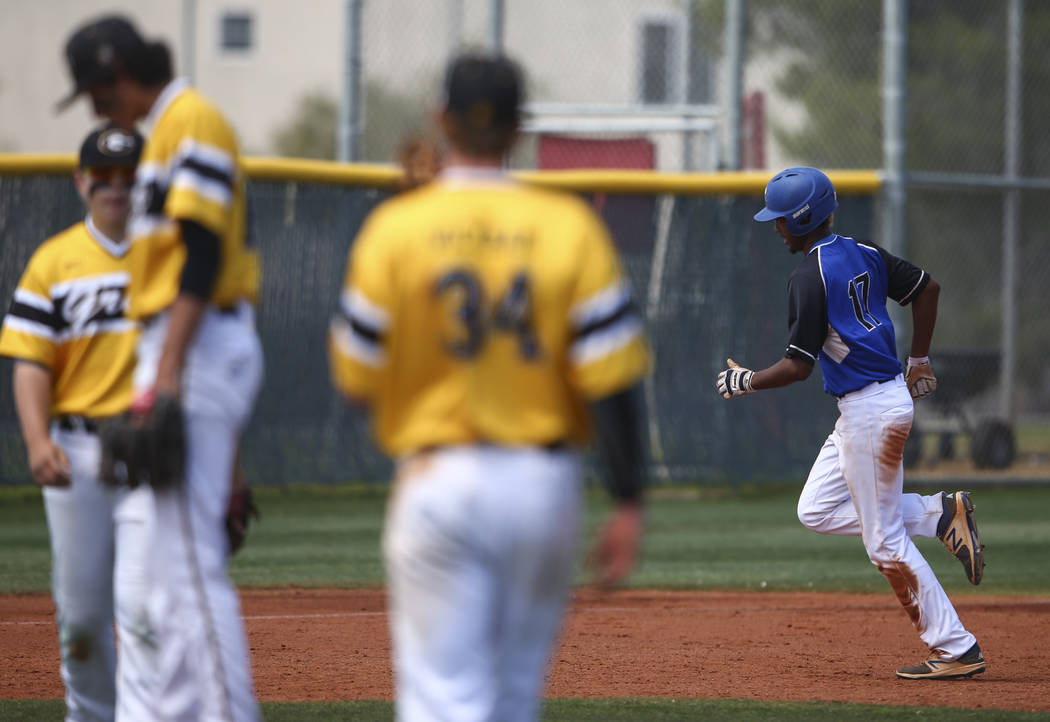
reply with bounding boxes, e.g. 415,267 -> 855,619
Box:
697,0 -> 1050,173
271,78 -> 436,163
271,92 -> 338,160
360,79 -> 435,163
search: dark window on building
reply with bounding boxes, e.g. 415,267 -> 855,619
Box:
221,13 -> 253,52
686,43 -> 712,103
641,21 -> 672,104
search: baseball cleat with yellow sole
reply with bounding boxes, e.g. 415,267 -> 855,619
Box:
896,642 -> 986,680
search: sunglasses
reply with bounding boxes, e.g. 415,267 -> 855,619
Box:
84,166 -> 136,187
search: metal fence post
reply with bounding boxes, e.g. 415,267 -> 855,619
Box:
181,0 -> 196,83
722,0 -> 744,170
489,0 -> 505,53
881,0 -> 907,261
680,0 -> 696,171
1001,0 -> 1023,421
338,0 -> 364,163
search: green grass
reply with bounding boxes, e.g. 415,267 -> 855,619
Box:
1015,416 -> 1050,455
5,698 -> 1048,721
3,483 -> 1048,721
2,483 -> 1049,595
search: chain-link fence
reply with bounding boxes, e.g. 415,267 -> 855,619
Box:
362,1 -> 1050,479
313,0 -> 1050,476
0,169 -> 878,486
348,0 -> 886,171
1,1 -> 1049,482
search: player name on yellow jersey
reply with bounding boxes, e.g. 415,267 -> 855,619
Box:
330,173 -> 649,455
127,79 -> 259,319
0,219 -> 138,418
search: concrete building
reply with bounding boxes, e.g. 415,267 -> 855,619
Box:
1,0 -> 749,169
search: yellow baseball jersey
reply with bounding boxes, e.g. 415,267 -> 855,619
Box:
0,219 -> 138,417
329,172 -> 649,455
127,79 -> 259,318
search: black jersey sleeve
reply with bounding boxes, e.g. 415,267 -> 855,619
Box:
784,256 -> 827,365
865,241 -> 930,306
589,383 -> 646,503
179,219 -> 221,301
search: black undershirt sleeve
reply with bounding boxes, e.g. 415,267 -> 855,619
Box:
870,242 -> 930,305
784,259 -> 827,365
588,383 -> 647,503
179,219 -> 221,301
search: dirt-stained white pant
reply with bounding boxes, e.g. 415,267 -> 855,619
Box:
43,428 -> 150,722
384,445 -> 582,722
120,303 -> 264,722
796,374 -> 976,659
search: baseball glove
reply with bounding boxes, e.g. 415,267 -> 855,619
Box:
99,393 -> 185,489
226,486 -> 259,555
906,359 -> 937,400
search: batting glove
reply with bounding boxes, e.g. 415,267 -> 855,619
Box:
906,356 -> 937,400
717,358 -> 755,400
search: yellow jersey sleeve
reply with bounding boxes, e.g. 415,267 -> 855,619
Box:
128,84 -> 257,318
164,113 -> 238,238
328,209 -> 396,402
567,209 -> 649,399
0,244 -> 59,367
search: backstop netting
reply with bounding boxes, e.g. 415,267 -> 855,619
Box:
0,161 -> 878,486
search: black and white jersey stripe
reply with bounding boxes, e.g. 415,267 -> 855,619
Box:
2,274 -> 134,343
331,288 -> 389,367
129,161 -> 172,239
4,288 -> 57,340
170,139 -> 236,207
130,140 -> 235,239
569,280 -> 643,365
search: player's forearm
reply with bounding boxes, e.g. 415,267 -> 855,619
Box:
13,361 -> 53,446
589,383 -> 646,504
909,278 -> 940,357
751,357 -> 813,391
155,293 -> 207,395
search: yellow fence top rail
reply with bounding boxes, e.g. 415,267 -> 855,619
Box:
0,154 -> 79,175
0,154 -> 881,195
514,169 -> 880,194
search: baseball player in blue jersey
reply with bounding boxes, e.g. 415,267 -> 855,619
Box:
717,167 -> 986,680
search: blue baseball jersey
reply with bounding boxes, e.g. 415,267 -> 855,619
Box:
784,234 -> 929,397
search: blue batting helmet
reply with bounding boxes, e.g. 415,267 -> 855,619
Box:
753,167 -> 838,236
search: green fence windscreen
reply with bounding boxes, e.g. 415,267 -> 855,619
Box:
0,172 -> 874,485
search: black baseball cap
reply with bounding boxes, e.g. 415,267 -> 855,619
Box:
57,15 -> 148,112
443,54 -> 523,129
79,125 -> 143,168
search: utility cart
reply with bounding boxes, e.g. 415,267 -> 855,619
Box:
903,349 -> 1015,469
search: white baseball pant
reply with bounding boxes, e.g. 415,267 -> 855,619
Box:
43,424 -> 150,722
796,375 -> 976,658
384,445 -> 582,722
121,303 -> 264,722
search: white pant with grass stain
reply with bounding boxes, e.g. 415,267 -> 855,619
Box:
120,303 -> 264,722
796,375 -> 976,659
43,428 -> 150,722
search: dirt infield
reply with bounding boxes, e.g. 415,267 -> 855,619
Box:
3,588 -> 1049,713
